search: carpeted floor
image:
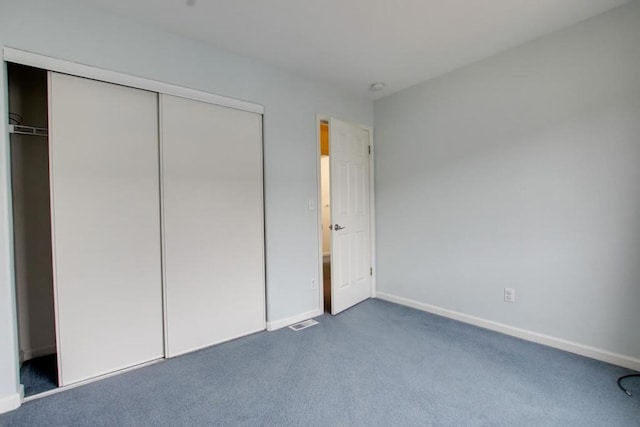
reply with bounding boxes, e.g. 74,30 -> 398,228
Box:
1,299 -> 638,426
20,354 -> 58,397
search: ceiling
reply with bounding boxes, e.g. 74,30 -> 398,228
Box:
83,0 -> 630,99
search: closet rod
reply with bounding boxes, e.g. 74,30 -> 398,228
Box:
8,124 -> 48,138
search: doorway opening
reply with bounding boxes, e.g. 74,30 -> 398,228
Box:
319,120 -> 331,313
7,63 -> 59,398
318,117 -> 374,316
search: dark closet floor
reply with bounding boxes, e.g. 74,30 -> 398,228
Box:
323,258 -> 331,313
21,354 -> 58,397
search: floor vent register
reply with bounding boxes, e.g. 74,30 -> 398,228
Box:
289,319 -> 319,331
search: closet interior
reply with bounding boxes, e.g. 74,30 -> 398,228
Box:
6,58 -> 266,399
9,63 -> 57,397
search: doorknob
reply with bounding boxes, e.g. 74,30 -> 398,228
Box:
333,224 -> 345,231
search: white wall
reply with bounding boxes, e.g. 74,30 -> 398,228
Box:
0,0 -> 373,410
375,1 -> 640,364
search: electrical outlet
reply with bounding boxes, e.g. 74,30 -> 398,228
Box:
504,287 -> 515,303
308,199 -> 315,210
311,279 -> 317,289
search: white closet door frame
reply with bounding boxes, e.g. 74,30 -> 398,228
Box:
1,47 -> 267,395
2,48 -> 264,115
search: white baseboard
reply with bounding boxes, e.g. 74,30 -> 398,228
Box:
20,345 -> 56,363
377,292 -> 640,372
267,308 -> 324,331
0,392 -> 21,414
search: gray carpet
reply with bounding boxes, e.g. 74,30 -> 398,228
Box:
20,354 -> 58,397
1,299 -> 638,426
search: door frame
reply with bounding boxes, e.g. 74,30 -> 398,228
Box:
315,114 -> 376,314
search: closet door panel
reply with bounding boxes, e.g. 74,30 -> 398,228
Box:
161,94 -> 265,357
49,73 -> 163,385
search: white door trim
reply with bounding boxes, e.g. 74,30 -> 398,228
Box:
0,45 -> 22,414
2,47 -> 264,115
315,114 -> 376,313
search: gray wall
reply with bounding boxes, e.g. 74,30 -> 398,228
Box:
0,0 -> 373,406
375,1 -> 640,361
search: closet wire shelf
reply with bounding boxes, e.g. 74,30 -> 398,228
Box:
9,124 -> 48,138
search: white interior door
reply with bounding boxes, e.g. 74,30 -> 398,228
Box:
329,118 -> 372,314
49,72 -> 164,386
161,94 -> 265,358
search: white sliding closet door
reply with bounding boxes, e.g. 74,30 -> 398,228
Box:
161,94 -> 265,357
49,73 -> 163,385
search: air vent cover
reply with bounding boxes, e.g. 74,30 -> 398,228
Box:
289,319 -> 319,331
